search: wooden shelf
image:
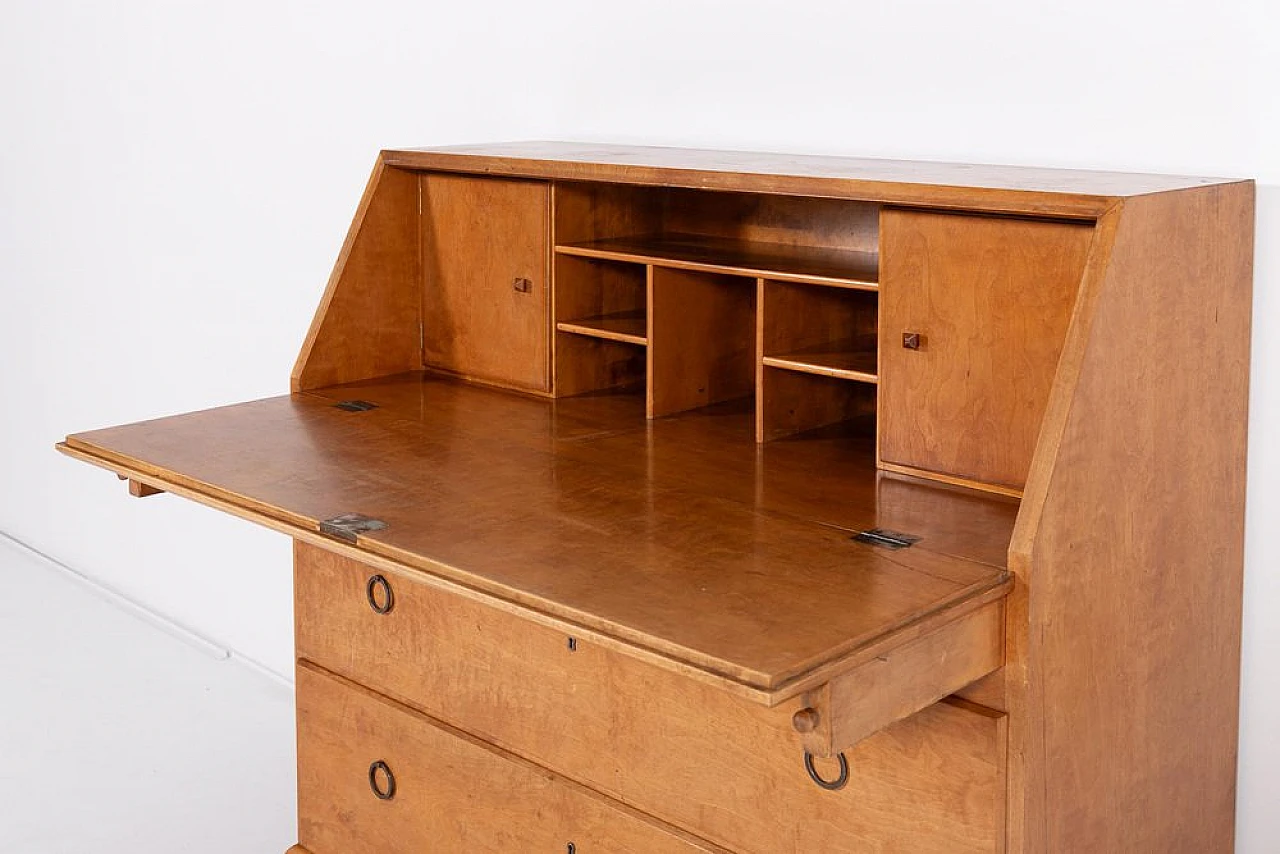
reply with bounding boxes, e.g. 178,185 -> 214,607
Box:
763,344 -> 878,383
556,311 -> 647,346
557,233 -> 878,289
61,371 -> 1014,702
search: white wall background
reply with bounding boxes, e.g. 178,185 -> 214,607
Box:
2,0 -> 1276,848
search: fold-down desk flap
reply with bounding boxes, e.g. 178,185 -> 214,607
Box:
59,372 -> 1013,706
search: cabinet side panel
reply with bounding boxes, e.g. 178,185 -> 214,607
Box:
878,211 -> 1093,491
292,159 -> 422,391
1022,184 -> 1254,852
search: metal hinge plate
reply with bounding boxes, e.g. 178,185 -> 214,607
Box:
852,528 -> 920,550
319,513 -> 387,543
334,400 -> 378,412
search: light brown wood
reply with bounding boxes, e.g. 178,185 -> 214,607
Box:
791,707 -> 821,733
297,663 -> 728,854
558,233 -> 878,289
762,348 -> 877,383
297,537 -> 1002,762
127,478 -> 162,498
385,141 -> 1244,217
421,173 -> 550,391
62,372 -> 1012,700
553,254 -> 648,331
551,180 -> 665,245
878,210 -> 1093,492
659,187 -> 879,255
800,599 -> 1004,757
758,365 -> 875,442
648,267 -> 756,418
58,144 -> 1255,854
552,253 -> 648,390
296,543 -> 1006,854
556,312 -> 647,345
995,206 -> 1122,852
760,277 -> 879,387
291,159 -> 421,392
1007,183 -> 1254,853
552,332 -> 646,397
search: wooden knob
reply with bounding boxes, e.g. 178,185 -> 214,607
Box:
902,332 -> 922,350
792,707 -> 821,733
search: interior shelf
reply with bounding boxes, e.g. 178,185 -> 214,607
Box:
556,311 -> 648,346
556,233 -> 879,290
762,343 -> 878,384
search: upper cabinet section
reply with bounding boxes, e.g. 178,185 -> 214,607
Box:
878,211 -> 1094,493
288,146 -> 1246,496
421,175 -> 551,392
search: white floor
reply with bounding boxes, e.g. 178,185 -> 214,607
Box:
0,537 -> 297,854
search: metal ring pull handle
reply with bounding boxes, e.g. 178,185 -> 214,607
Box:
366,574 -> 394,615
804,751 -> 849,791
368,760 -> 396,800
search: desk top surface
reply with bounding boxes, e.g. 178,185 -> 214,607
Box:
383,141 -> 1245,217
64,372 -> 1015,700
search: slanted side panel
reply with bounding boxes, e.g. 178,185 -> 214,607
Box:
292,158 -> 421,391
1016,184 -> 1254,852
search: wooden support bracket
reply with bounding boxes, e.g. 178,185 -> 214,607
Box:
127,478 -> 163,498
796,598 -> 1004,756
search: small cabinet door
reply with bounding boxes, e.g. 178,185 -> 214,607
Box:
878,210 -> 1093,491
421,174 -> 549,391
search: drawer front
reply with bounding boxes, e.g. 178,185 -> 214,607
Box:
297,664 -> 722,854
296,542 -> 1005,853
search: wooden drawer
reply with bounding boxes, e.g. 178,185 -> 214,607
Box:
297,663 -> 724,853
296,542 -> 1006,853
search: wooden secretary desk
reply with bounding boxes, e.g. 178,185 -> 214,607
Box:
58,143 -> 1254,853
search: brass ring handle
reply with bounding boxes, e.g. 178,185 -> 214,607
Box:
804,751 -> 849,791
366,574 -> 394,615
368,760 -> 396,800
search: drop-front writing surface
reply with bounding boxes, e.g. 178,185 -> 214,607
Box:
57,142 -> 1253,853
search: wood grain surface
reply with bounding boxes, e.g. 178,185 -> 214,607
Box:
1009,182 -> 1254,852
421,173 -> 550,391
558,233 -> 879,288
292,159 -> 421,391
648,267 -> 756,418
878,210 -> 1093,492
297,545 -> 1006,854
297,663 -> 729,854
63,371 -> 1013,699
383,141 -> 1243,217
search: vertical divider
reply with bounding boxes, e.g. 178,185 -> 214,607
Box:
645,264 -> 656,418
755,277 -> 767,443
648,267 -> 757,419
